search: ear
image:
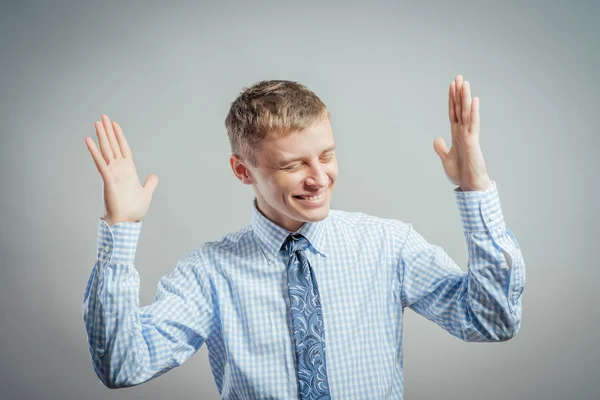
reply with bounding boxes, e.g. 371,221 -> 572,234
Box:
230,154 -> 256,185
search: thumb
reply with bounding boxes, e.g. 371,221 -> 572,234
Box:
143,174 -> 159,194
433,137 -> 449,162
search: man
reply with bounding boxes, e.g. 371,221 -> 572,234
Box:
82,75 -> 526,399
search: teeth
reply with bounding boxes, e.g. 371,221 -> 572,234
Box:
298,192 -> 325,201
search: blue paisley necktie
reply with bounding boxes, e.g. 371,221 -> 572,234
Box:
283,233 -> 331,399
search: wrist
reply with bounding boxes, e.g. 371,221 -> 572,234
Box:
459,179 -> 493,192
101,215 -> 139,226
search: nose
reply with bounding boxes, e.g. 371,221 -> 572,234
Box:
306,162 -> 330,188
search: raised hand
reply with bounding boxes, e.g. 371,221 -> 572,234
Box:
433,75 -> 492,192
84,114 -> 159,225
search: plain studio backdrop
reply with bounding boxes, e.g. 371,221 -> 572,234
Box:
1,0 -> 598,399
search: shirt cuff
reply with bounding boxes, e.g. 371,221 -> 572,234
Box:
454,181 -> 505,234
96,218 -> 143,264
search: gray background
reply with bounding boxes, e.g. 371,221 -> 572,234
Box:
1,0 -> 598,399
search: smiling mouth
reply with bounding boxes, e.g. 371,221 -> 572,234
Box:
293,191 -> 326,201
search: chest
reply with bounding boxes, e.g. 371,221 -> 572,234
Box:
213,246 -> 401,356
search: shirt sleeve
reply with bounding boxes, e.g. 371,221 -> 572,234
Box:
398,181 -> 526,342
82,218 -> 215,388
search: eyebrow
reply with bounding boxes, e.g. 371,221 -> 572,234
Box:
275,145 -> 337,166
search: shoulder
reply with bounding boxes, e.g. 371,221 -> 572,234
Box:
329,208 -> 409,229
328,208 -> 412,239
191,224 -> 255,264
169,225 -> 256,282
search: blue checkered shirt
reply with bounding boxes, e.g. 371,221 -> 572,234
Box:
83,181 -> 525,398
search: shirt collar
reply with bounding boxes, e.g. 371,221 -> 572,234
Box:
250,197 -> 329,264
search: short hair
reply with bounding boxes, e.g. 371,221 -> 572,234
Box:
225,80 -> 330,167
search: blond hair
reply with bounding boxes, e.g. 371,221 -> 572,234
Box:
225,80 -> 329,167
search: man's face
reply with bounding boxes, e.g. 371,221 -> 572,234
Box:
231,117 -> 338,232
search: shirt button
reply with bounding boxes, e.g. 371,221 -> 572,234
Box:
104,245 -> 110,252
499,262 -> 509,269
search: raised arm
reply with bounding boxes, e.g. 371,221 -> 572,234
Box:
82,115 -> 215,388
400,75 -> 526,341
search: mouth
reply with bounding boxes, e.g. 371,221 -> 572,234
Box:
293,191 -> 325,200
293,191 -> 327,206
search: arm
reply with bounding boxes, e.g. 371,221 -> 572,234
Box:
399,181 -> 526,342
82,218 -> 215,388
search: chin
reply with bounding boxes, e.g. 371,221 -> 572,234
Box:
290,197 -> 331,222
306,210 -> 330,222
301,206 -> 330,220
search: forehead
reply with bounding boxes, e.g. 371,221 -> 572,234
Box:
260,118 -> 335,162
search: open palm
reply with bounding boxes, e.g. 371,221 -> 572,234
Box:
433,75 -> 491,192
84,114 -> 159,224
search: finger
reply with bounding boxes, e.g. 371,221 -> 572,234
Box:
454,75 -> 463,123
462,81 -> 472,126
470,96 -> 480,135
95,120 -> 113,164
101,114 -> 121,159
143,174 -> 159,194
448,82 -> 457,124
84,136 -> 109,179
433,137 -> 449,162
112,121 -> 132,158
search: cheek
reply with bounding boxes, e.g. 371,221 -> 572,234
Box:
271,174 -> 302,194
328,161 -> 339,181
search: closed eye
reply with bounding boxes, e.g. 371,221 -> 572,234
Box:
283,164 -> 302,171
281,154 -> 335,171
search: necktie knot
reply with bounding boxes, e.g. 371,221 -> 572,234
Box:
283,233 -> 309,255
